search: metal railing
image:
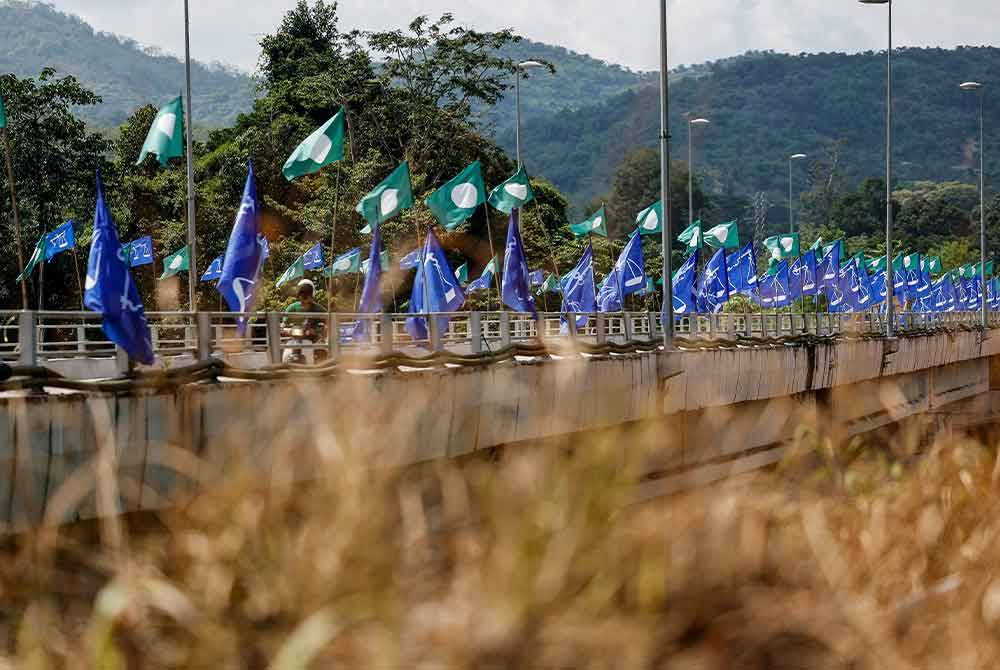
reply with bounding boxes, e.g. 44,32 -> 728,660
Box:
0,309 -> 996,374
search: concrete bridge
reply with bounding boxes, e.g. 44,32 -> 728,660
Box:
1,311 -> 998,532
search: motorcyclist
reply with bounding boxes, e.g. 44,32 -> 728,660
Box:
282,279 -> 327,363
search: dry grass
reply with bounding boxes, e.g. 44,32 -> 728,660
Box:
2,401 -> 1000,669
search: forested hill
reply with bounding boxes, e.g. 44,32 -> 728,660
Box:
518,47 -> 1000,215
0,1 -> 253,127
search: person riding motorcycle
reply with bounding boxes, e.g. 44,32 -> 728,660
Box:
282,279 -> 327,364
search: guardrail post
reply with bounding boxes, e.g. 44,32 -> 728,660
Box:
596,312 -> 607,345
266,312 -> 282,365
76,324 -> 86,353
428,314 -> 443,352
115,346 -> 131,376
328,313 -> 341,361
567,313 -> 578,339
622,311 -> 633,342
499,311 -> 511,348
18,311 -> 36,367
647,310 -> 657,341
469,312 -> 483,354
196,312 -> 212,362
379,314 -> 394,356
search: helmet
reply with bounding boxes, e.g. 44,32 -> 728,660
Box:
296,279 -> 315,291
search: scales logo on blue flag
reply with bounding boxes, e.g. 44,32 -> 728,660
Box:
45,221 -> 76,261
126,236 -> 154,267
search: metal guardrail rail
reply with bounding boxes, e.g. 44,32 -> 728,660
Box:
0,309 -> 994,374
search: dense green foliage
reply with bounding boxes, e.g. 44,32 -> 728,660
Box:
0,1 -> 253,127
520,48 -> 1000,220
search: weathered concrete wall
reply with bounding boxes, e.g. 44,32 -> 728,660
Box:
0,330 -> 996,531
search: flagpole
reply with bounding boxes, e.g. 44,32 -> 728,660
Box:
183,0 -> 199,314
1,128 -> 27,309
482,203 -> 502,310
658,0 -> 674,347
72,247 -> 85,309
37,250 -> 44,312
327,168 -> 340,318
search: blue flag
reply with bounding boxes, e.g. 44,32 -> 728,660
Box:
818,243 -> 840,301
302,243 -> 324,270
726,243 -> 756,295
467,268 -> 495,293
84,172 -> 154,365
560,242 -> 597,329
126,236 -> 154,267
406,227 -> 467,340
501,210 -> 538,317
790,250 -> 818,300
871,270 -> 888,306
45,221 -> 76,261
218,161 -> 266,334
698,248 -> 730,314
670,251 -> 699,316
201,255 -> 224,282
598,231 -> 645,312
757,260 -> 791,309
399,248 -> 421,270
353,220 -> 385,341
845,257 -> 873,311
528,270 -> 545,287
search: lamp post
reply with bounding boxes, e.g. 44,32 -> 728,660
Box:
788,153 -> 807,234
183,0 -> 198,313
515,60 -> 546,168
688,118 -> 710,228
658,0 -> 673,348
859,0 -> 894,338
961,81 -> 987,328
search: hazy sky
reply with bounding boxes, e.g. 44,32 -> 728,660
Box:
46,0 -> 1000,73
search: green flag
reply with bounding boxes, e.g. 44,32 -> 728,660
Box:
635,201 -> 663,235
704,221 -> 739,249
137,97 -> 185,167
357,162 -> 414,232
479,256 -> 499,279
488,165 -> 534,214
570,206 -> 608,237
924,256 -> 943,274
764,234 -> 800,261
454,262 -> 469,284
277,257 -> 306,288
677,221 -> 702,249
425,161 -> 487,230
866,255 -> 887,274
159,246 -> 190,279
822,239 -> 845,261
537,273 -> 560,294
809,237 -> 824,252
0,94 -> 7,130
282,109 -> 346,181
16,234 -> 47,282
324,248 -> 363,277
362,250 -> 390,275
976,260 -> 995,278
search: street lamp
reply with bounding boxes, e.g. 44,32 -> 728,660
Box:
961,81 -> 987,328
859,0 -> 894,338
515,60 -> 546,168
658,0 -> 673,348
688,118 -> 710,228
788,153 -> 807,234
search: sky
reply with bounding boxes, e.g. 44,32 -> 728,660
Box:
46,0 -> 1000,73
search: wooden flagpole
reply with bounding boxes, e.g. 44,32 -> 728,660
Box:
481,202 -> 502,309
72,247 -> 85,309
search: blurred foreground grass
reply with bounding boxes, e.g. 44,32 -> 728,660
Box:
1,411 -> 1000,669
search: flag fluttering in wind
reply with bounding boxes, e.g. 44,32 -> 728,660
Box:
757,259 -> 791,309
425,161 -> 487,230
454,262 -> 469,285
677,221 -> 702,250
467,258 -> 498,293
84,171 -> 154,364
354,223 -> 385,341
570,206 -> 608,237
276,257 -> 306,288
670,251 -> 699,316
357,162 -> 414,232
488,165 -> 534,214
501,210 -> 538,316
704,221 -> 740,250
635,201 -> 663,235
763,234 -> 800,262
537,273 -> 561,294
528,270 -> 545,287
399,248 -> 421,270
597,229 -> 645,312
159,246 -> 190,280
282,109 -> 345,181
726,243 -> 757,296
126,236 -> 154,268
362,251 -> 390,275
406,228 -> 466,341
44,221 -> 76,261
201,256 -> 224,282
17,235 -> 47,283
698,248 -> 730,313
560,242 -> 597,329
327,247 -> 362,277
924,256 -> 943,275
818,242 -> 841,300
301,243 -> 324,270
218,161 -> 266,333
0,94 -> 7,129
789,249 -> 818,299
137,97 -> 185,167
